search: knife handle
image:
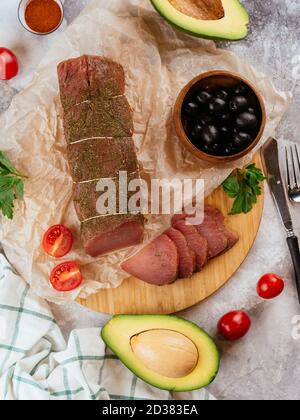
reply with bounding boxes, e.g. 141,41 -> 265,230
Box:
287,236 -> 300,304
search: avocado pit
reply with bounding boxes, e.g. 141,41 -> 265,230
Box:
130,329 -> 199,378
168,0 -> 225,21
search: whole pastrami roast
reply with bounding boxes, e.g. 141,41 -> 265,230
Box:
58,56 -> 144,257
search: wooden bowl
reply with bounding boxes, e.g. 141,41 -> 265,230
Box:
173,70 -> 266,163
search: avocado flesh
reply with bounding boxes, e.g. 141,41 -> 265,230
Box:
150,0 -> 249,41
101,315 -> 220,392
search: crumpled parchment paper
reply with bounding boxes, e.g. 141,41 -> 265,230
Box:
0,0 -> 290,303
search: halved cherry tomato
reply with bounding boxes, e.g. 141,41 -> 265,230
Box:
257,273 -> 285,300
50,261 -> 82,292
0,48 -> 19,80
218,311 -> 251,341
43,224 -> 73,258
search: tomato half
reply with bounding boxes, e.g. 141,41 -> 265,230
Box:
257,273 -> 285,300
43,224 -> 73,258
218,311 -> 251,341
0,48 -> 19,80
50,261 -> 83,292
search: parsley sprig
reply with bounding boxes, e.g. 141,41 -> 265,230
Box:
222,164 -> 266,215
0,151 -> 26,219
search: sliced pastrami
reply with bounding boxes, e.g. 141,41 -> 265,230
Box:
173,221 -> 208,271
204,205 -> 224,224
121,234 -> 179,286
82,214 -> 144,258
172,206 -> 234,258
165,227 -> 196,279
205,205 -> 239,250
195,215 -> 228,259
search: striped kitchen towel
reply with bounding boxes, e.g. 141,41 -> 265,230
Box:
0,254 -> 215,400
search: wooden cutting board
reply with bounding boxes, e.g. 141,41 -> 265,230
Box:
78,154 -> 264,315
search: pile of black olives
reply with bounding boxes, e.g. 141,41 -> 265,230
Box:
182,83 -> 261,157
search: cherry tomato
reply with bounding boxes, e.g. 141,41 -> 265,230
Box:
50,261 -> 82,292
257,273 -> 285,300
0,48 -> 19,80
218,311 -> 251,341
42,224 -> 73,258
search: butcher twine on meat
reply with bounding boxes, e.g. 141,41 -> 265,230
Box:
58,55 -> 145,257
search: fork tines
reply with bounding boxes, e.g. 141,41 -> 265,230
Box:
286,144 -> 300,199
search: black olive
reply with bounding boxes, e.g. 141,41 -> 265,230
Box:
208,97 -> 228,114
223,143 -> 234,156
217,113 -> 231,124
201,144 -> 211,153
219,126 -> 231,140
198,113 -> 213,126
233,132 -> 253,150
211,143 -> 221,155
183,101 -> 199,118
203,84 -> 212,92
215,89 -> 229,101
229,96 -> 249,113
248,107 -> 255,114
235,112 -> 258,132
233,84 -> 247,96
196,91 -> 212,107
188,124 -> 203,141
200,125 -> 220,146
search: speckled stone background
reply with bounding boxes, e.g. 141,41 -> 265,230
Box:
0,0 -> 300,400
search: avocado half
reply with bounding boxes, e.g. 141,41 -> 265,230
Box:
150,0 -> 250,41
101,315 -> 220,392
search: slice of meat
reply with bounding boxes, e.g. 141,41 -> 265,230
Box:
57,55 -> 125,109
195,215 -> 228,259
73,172 -> 140,222
63,96 -> 133,143
121,234 -> 179,286
172,206 -> 231,258
67,137 -> 138,182
82,214 -> 145,257
172,207 -> 228,258
172,210 -> 205,226
221,225 -> 239,249
173,221 -> 208,271
204,205 -> 224,224
205,205 -> 239,249
165,227 -> 196,278
172,213 -> 188,225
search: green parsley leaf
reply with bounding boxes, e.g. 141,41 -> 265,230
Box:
0,151 -> 20,175
222,174 -> 240,198
222,164 -> 266,215
15,178 -> 24,200
0,151 -> 26,219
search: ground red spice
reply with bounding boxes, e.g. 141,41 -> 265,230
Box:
25,0 -> 62,34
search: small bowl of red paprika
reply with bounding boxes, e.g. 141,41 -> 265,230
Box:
18,0 -> 64,36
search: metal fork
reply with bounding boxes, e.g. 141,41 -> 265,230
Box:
286,144 -> 300,203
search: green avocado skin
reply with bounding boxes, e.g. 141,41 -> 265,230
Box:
149,0 -> 249,42
101,315 -> 220,392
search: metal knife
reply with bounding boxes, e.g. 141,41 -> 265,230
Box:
262,137 -> 300,304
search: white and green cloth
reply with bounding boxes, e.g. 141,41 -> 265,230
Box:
0,254 -> 214,400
